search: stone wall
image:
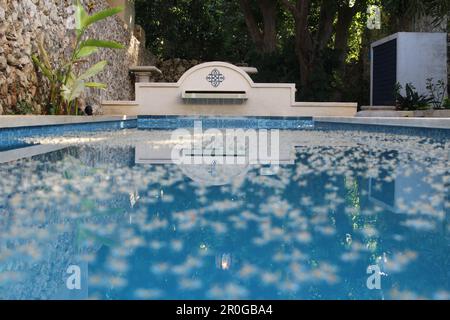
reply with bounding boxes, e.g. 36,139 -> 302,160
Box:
0,0 -> 155,115
153,58 -> 202,83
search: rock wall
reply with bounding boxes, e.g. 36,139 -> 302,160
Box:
153,58 -> 201,83
0,0 -> 155,115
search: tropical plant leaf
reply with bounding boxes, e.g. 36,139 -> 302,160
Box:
37,37 -> 52,70
78,60 -> 107,81
64,71 -> 77,86
75,0 -> 89,35
85,82 -> 107,89
61,80 -> 85,103
80,39 -> 125,49
75,46 -> 99,59
83,6 -> 124,30
32,55 -> 53,79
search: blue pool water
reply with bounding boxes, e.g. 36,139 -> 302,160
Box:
0,123 -> 448,300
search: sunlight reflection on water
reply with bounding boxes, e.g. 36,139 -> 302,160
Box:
0,128 -> 448,300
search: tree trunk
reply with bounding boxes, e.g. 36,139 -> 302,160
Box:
315,1 -> 336,54
335,4 -> 356,66
283,0 -> 312,88
282,0 -> 343,89
332,4 -> 357,101
239,0 -> 278,54
239,0 -> 264,51
260,0 -> 278,54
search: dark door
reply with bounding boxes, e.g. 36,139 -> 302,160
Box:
373,39 -> 397,106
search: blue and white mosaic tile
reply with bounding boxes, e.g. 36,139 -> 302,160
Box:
138,116 -> 315,130
0,119 -> 137,151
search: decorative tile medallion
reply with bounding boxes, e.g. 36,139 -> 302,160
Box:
206,69 -> 225,87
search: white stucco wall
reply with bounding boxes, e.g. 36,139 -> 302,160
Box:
132,63 -> 295,116
371,32 -> 448,105
103,62 -> 358,117
397,33 -> 447,97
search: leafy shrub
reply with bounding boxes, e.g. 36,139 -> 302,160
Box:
395,83 -> 432,111
442,98 -> 450,110
426,78 -> 447,109
32,1 -> 124,115
15,100 -> 34,115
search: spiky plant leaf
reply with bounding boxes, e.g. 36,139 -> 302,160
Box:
75,46 -> 99,59
32,55 -> 53,79
75,0 -> 89,35
85,82 -> 107,89
83,6 -> 124,30
80,39 -> 125,49
62,80 -> 85,103
78,60 -> 107,81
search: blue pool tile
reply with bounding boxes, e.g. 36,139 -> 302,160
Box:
315,121 -> 450,139
138,116 -> 315,130
0,119 -> 137,149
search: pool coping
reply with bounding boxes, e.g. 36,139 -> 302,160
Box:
0,115 -> 137,129
314,116 -> 450,130
0,115 -> 449,130
0,144 -> 67,164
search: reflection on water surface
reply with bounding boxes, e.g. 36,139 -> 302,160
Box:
0,129 -> 448,300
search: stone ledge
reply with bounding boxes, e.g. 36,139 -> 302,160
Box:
130,66 -> 163,82
240,67 -> 258,74
357,110 -> 450,118
129,66 -> 163,74
293,102 -> 358,108
360,105 -> 396,111
0,145 -> 67,164
102,101 -> 140,115
0,116 -> 137,129
102,101 -> 139,106
357,111 -> 414,117
315,116 -> 450,129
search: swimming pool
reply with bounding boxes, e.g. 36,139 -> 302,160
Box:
0,119 -> 448,300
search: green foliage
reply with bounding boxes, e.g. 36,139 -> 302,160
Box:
135,0 -> 251,61
395,82 -> 433,111
15,100 -> 34,115
426,78 -> 447,109
383,0 -> 450,27
249,41 -> 299,84
443,98 -> 450,110
133,0 -> 448,104
32,1 -> 124,115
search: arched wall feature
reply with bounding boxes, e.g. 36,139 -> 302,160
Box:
102,62 -> 357,117
178,62 -> 255,89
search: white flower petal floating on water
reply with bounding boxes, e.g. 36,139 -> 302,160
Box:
401,219 -> 436,231
134,288 -> 163,299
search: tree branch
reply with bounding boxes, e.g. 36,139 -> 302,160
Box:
239,0 -> 264,50
259,0 -> 278,53
335,2 -> 357,52
280,0 -> 298,16
315,0 -> 336,52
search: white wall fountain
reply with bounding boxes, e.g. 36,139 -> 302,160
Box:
102,62 -> 357,117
